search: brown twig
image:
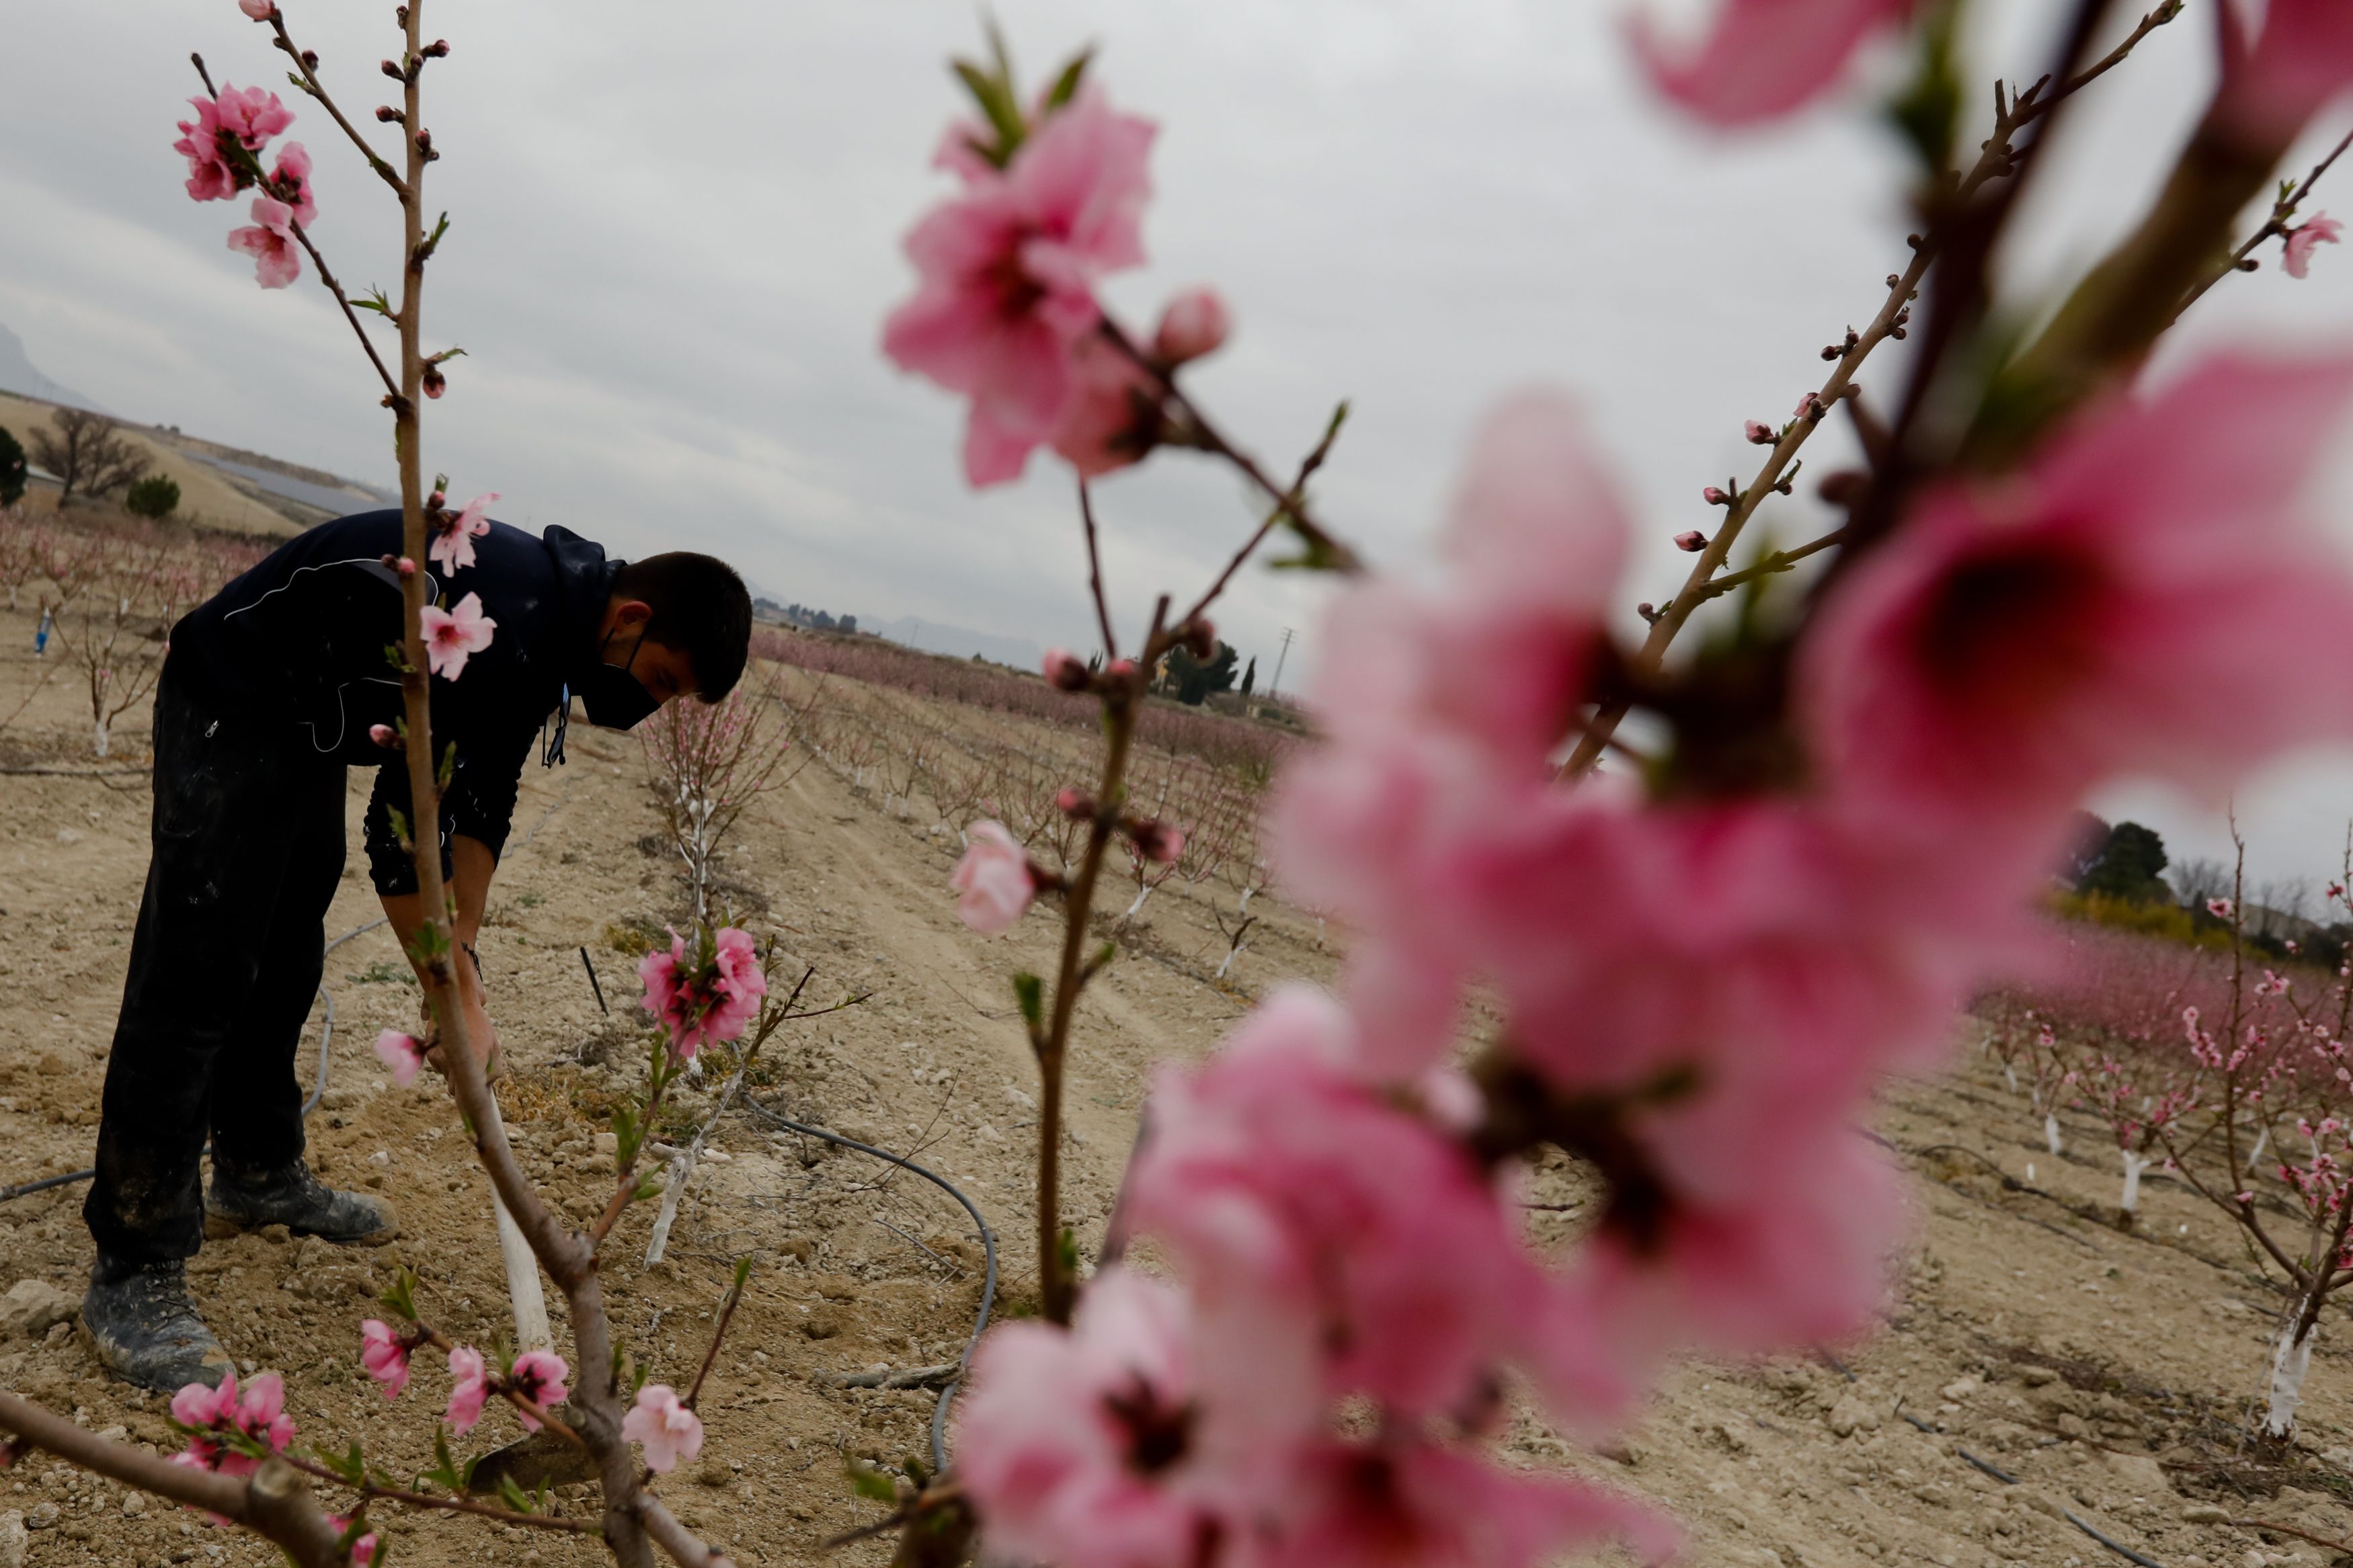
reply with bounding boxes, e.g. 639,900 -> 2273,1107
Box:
1172,399 -> 1351,633
2178,124 -> 2353,316
1078,479 -> 1118,661
264,13 -> 409,195
682,1268 -> 751,1413
0,1395 -> 346,1567
278,1453 -> 594,1534
285,222 -> 403,405
637,1495 -> 735,1567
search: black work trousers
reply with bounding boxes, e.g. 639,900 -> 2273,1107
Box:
85,656 -> 348,1266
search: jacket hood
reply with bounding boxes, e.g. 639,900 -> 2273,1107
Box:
543,524 -> 621,671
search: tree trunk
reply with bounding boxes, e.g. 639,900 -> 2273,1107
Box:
2118,1148 -> 2149,1227
2044,1112 -> 2063,1156
2265,1307 -> 2319,1440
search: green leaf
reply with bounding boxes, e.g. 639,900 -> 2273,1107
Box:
1057,1226 -> 1080,1274
846,1460 -> 900,1503
631,1167 -> 669,1203
1012,972 -> 1045,1033
379,1266 -> 419,1321
354,287 -> 395,317
611,1102 -> 643,1169
437,741 -> 458,791
497,1473 -> 536,1514
950,59 -> 1025,165
1093,940 -> 1117,973
1043,47 -> 1093,112
386,804 -> 412,852
732,1255 -> 754,1291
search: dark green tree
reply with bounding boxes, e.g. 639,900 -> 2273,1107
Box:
0,425 -> 24,507
1164,640 -> 1240,705
124,474 -> 181,520
1240,656 -> 1257,698
2081,820 -> 2170,903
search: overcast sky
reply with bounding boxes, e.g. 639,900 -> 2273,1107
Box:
5,1 -> 2353,889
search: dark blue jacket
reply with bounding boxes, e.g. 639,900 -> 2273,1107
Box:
169,509 -> 617,894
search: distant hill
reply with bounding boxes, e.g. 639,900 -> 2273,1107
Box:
868,614 -> 1045,672
0,323 -> 100,411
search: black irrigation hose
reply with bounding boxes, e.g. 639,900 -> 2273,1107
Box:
744,1098 -> 998,1475
0,919 -> 388,1204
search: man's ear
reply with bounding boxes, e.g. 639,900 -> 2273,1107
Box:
609,597 -> 654,633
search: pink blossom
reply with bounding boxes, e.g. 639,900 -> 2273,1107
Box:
882,87 -> 1156,486
2209,898 -> 2235,919
374,1029 -> 426,1087
1043,647 -> 1090,691
428,492 -> 497,572
956,1268 -> 1287,1568
420,591 -> 496,679
1630,0 -> 1919,126
171,1370 -> 294,1481
1152,288 -> 1230,364
1271,390 -> 1627,1072
1251,1438 -> 1676,1568
620,1384 -> 704,1474
2286,214 -> 2344,279
227,196 -> 302,290
2218,0 -> 2353,148
1048,331 -> 1164,479
172,98 -> 239,203
358,1320 -> 409,1399
212,84 -> 293,148
1132,821 -> 1184,864
637,925 -> 768,1060
1674,530 -> 1706,552
1800,354 -> 2353,861
445,1346 -> 489,1434
1124,987 -> 1548,1421
329,1518 -> 378,1566
270,142 -> 315,229
509,1350 -> 569,1431
953,820 -> 1037,934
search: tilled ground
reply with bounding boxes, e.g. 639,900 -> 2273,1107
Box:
4,599 -> 2353,1568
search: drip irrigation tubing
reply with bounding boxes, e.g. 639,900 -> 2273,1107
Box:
0,918 -> 389,1204
743,1097 -> 998,1474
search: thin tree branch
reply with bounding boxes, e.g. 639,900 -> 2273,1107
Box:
2178,124 -> 2353,316
278,1454 -> 594,1534
1078,479 -> 1119,660
1173,400 -> 1350,635
683,1269 -> 750,1413
286,222 -> 403,406
266,15 -> 409,195
637,1495 -> 736,1567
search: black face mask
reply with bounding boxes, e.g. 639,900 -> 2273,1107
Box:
577,624 -> 662,731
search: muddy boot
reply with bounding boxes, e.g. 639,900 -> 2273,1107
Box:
204,1158 -> 399,1245
83,1255 -> 235,1393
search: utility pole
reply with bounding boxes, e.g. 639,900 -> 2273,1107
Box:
1267,626 -> 1295,699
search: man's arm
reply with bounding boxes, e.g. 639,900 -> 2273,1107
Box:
379,834 -> 500,1068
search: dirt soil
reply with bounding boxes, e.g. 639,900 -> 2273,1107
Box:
5,595 -> 2353,1568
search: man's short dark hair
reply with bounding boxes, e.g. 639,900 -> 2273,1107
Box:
613,552 -> 752,701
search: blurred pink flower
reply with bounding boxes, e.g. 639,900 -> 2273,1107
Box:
956,1268 -> 1283,1568
510,1350 -> 569,1430
1800,353 -> 2353,854
374,1029 -> 425,1087
227,196 -> 302,290
429,491 -> 497,572
239,0 -> 278,17
446,1346 -> 489,1433
1049,331 -> 1164,479
1043,647 -> 1090,691
359,1320 -> 409,1400
1125,987 -> 1547,1421
953,820 -> 1037,934
270,141 -> 315,228
1630,0 -> 1919,126
1251,1437 -> 1675,1568
2286,214 -> 2344,278
420,591 -> 496,679
621,1384 -> 704,1474
2218,0 -> 2353,148
883,87 -> 1156,486
1271,390 -> 1627,1073
1153,288 -> 1230,364
330,1519 -> 378,1567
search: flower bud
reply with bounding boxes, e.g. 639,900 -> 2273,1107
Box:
1674,530 -> 1706,552
1152,288 -> 1231,365
1041,647 -> 1090,692
427,489 -> 446,510
397,556 -> 416,577
422,38 -> 450,57
238,0 -> 278,18
1744,421 -> 1774,444
369,723 -> 402,750
301,49 -> 318,69
1056,787 -> 1095,820
1702,486 -> 1730,507
1105,657 -> 1140,685
381,58 -> 403,79
375,106 -> 403,124
1129,819 -> 1185,864
422,365 -> 446,400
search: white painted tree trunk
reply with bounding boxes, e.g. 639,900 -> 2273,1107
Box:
2118,1149 -> 2150,1216
2004,1063 -> 2019,1094
1125,882 -> 1155,919
2250,1125 -> 2270,1165
93,719 -> 109,758
2265,1311 -> 2319,1439
2044,1113 -> 2063,1156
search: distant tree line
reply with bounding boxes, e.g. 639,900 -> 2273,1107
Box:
756,597 -> 861,635
28,409 -> 155,510
2061,811 -> 2347,967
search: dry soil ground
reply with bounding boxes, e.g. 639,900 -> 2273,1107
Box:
5,598 -> 2353,1568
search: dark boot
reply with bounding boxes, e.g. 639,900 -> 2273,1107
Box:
82,1255 -> 233,1393
204,1158 -> 399,1245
